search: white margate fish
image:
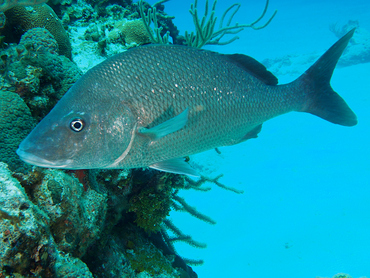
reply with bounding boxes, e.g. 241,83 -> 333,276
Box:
17,29 -> 357,176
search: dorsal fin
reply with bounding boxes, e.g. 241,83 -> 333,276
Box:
225,54 -> 278,85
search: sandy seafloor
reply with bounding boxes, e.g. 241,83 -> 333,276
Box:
138,0 -> 370,277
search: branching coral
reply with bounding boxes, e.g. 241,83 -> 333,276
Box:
172,194 -> 216,225
126,169 -> 240,233
185,0 -> 277,48
162,219 -> 206,250
138,0 -> 276,48
194,174 -> 244,194
124,168 -> 244,268
138,0 -> 170,44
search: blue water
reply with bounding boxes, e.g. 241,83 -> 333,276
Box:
144,0 -> 370,277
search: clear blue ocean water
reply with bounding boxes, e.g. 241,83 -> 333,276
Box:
144,0 -> 370,277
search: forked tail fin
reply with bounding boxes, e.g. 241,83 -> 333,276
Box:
298,28 -> 357,126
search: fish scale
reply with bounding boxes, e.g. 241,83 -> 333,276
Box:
105,45 -> 299,168
17,29 -> 357,176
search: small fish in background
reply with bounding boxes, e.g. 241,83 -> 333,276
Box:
17,29 -> 357,177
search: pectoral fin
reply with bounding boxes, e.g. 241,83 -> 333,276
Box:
139,108 -> 189,140
150,158 -> 200,177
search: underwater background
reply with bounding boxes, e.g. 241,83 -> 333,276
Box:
168,0 -> 370,277
0,0 -> 369,277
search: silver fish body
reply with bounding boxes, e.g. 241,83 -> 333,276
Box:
17,29 -> 357,176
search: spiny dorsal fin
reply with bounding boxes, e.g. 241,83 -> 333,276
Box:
225,54 -> 278,85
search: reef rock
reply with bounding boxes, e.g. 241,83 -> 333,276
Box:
0,163 -> 51,276
32,168 -> 108,257
0,163 -> 109,276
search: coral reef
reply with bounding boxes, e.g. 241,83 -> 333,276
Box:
29,168 -> 108,257
332,274 -> 353,278
86,222 -> 183,277
1,161 -> 212,277
138,0 -> 170,44
329,20 -> 370,66
120,19 -> 151,45
19,28 -> 59,55
0,0 -> 48,12
66,0 -> 277,68
0,91 -> 35,173
60,0 -> 184,64
53,253 -> 94,278
59,0 -> 96,24
0,163 -> 50,276
0,166 -> 97,277
0,27 -> 82,121
137,0 -> 184,45
331,23 -> 370,66
0,164 -> 107,277
138,0 -> 277,48
128,171 -> 176,233
82,169 -> 202,277
3,4 -> 72,59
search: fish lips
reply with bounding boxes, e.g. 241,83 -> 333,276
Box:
16,126 -> 76,169
16,148 -> 71,168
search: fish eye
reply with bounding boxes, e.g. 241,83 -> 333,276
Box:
70,119 -> 84,132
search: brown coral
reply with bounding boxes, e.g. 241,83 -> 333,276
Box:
19,27 -> 59,55
4,4 -> 72,59
119,19 -> 151,45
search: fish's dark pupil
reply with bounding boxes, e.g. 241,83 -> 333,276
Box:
70,119 -> 84,132
74,122 -> 81,129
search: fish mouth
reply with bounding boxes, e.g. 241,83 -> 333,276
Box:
16,148 -> 70,168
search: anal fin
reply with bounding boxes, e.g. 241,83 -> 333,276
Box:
239,124 -> 263,143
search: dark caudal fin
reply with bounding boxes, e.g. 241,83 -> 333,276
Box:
298,28 -> 357,126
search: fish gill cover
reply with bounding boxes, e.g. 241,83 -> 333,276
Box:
0,0 -> 368,277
